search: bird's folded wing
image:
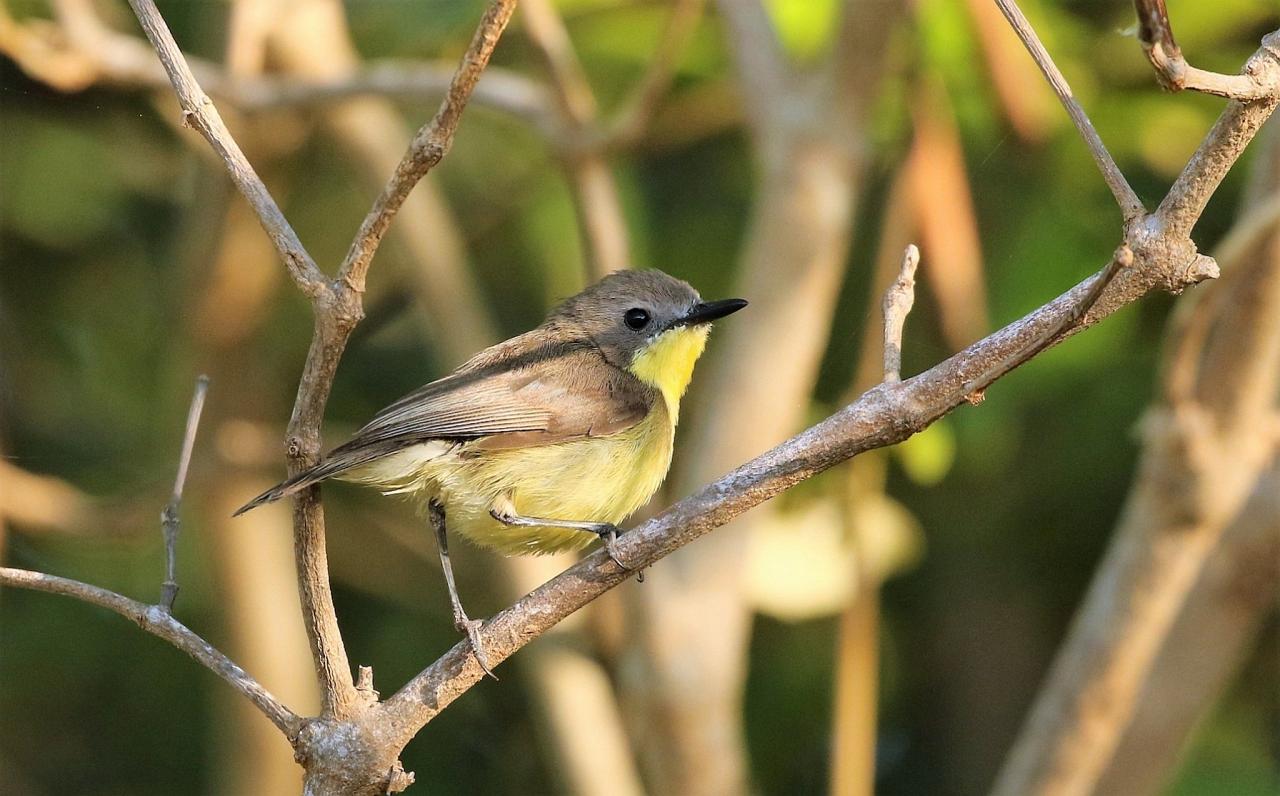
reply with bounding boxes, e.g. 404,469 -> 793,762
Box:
330,348 -> 654,457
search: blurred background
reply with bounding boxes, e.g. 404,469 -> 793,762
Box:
1,0 -> 1277,793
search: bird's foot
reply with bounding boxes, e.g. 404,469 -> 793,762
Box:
594,524 -> 634,572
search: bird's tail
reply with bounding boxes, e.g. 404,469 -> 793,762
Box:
232,454 -> 371,516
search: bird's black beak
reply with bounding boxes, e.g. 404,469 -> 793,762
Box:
672,298 -> 748,328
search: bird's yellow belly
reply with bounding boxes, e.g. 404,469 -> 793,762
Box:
351,405 -> 675,555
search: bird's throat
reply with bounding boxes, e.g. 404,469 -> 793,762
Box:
627,325 -> 710,423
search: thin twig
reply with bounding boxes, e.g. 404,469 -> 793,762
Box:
160,374 -> 209,612
0,567 -> 302,738
995,0 -> 1146,221
123,0 -> 327,298
882,244 -> 919,383
1134,0 -> 1278,100
336,0 -> 519,293
960,243 -> 1138,404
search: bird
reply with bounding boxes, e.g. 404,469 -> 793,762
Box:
234,269 -> 747,674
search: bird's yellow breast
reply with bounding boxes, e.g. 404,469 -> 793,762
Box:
626,325 -> 709,422
437,403 -> 675,554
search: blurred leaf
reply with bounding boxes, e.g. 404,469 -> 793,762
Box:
893,419 -> 956,486
763,0 -> 839,61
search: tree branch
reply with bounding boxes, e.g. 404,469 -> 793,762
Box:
117,0 -> 519,727
1134,0 -> 1279,100
371,8 -> 1280,747
159,374 -> 209,611
604,0 -> 706,147
0,567 -> 302,739
881,244 -> 919,383
336,0 -> 518,293
995,0 -> 1146,221
993,48 -> 1280,794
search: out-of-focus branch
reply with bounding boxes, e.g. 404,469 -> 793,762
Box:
962,0 -> 1058,142
1,6 -> 556,128
1134,0 -> 1277,101
605,0 -> 705,147
0,461 -> 96,535
1098,467 -> 1280,795
0,567 -> 302,738
994,0 -> 1146,221
713,0 -> 791,137
520,0 -> 630,278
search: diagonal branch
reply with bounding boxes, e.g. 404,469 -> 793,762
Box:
371,4 -> 1280,749
0,567 -> 302,739
995,0 -> 1146,221
336,0 -> 518,293
124,0 -> 327,297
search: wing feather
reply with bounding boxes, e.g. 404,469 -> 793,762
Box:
232,341 -> 655,515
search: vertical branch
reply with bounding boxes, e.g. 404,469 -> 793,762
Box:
881,245 -> 919,383
160,374 -> 209,611
625,2 -> 905,793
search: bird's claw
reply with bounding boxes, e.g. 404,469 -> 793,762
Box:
596,525 -> 634,572
456,616 -> 497,680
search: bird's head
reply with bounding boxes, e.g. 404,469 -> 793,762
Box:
548,269 -> 747,414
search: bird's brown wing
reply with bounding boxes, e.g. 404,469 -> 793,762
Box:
343,348 -> 652,449
232,346 -> 653,514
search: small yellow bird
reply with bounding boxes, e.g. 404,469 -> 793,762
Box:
235,269 -> 746,672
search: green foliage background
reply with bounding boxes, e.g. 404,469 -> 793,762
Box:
0,1 -> 1276,793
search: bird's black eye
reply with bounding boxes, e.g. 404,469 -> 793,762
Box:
624,307 -> 651,330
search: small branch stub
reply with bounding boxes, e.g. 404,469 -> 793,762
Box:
160,375 -> 209,612
883,244 -> 919,383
